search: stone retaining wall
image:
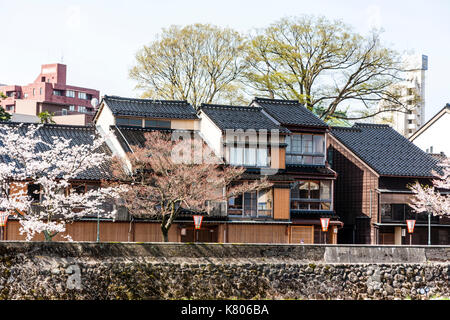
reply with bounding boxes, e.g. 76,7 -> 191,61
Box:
0,242 -> 448,300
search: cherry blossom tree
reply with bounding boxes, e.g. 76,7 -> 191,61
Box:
0,124 -> 124,241
409,158 -> 450,217
112,131 -> 272,242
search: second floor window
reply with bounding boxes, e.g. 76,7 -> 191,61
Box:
286,134 -> 325,165
228,146 -> 268,167
116,117 -> 142,127
66,90 -> 75,98
145,119 -> 171,128
381,204 -> 439,223
53,90 -> 63,96
228,188 -> 273,218
290,180 -> 332,211
78,92 -> 87,100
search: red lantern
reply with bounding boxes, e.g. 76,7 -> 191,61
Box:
0,213 -> 9,227
193,215 -> 203,230
320,218 -> 330,232
406,220 -> 416,234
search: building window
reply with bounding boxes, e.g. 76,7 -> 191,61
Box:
144,119 -> 171,128
71,184 -> 86,194
78,92 -> 87,100
228,146 -> 268,167
39,88 -> 42,95
116,117 -> 142,127
69,105 -> 75,111
24,93 -> 28,98
78,106 -> 87,113
53,90 -> 63,96
32,88 -> 35,96
66,90 -> 75,98
290,180 -> 332,211
228,188 -> 273,218
381,203 -> 439,223
6,105 -> 14,111
286,134 -> 325,165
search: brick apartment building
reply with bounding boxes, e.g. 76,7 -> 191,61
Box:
0,63 -> 100,125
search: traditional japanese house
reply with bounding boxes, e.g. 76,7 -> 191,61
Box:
2,95 -> 345,244
250,98 -> 340,243
1,122 -> 119,241
328,123 -> 449,245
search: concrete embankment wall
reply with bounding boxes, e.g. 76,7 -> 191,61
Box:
0,242 -> 448,300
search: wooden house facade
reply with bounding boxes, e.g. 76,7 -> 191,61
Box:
328,123 -> 449,245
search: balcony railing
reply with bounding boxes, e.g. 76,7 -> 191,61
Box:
52,110 -> 96,117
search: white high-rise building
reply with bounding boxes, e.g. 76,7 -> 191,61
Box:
375,54 -> 427,138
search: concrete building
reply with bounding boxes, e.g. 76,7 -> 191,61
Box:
375,54 -> 428,138
0,63 -> 100,125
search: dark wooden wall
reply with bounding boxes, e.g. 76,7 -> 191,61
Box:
327,136 -> 379,244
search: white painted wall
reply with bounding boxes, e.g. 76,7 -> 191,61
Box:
413,112 -> 450,156
198,111 -> 223,158
95,102 -> 115,133
94,102 -> 130,168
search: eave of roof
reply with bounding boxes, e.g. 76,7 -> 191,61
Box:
330,123 -> 439,178
251,97 -> 329,129
200,103 -> 291,134
409,104 -> 450,141
101,95 -> 199,120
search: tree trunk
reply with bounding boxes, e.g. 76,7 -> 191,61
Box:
161,226 -> 169,242
160,206 -> 178,242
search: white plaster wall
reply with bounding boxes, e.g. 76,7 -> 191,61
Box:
413,112 -> 450,156
94,102 -> 130,168
198,112 -> 223,158
95,103 -> 115,133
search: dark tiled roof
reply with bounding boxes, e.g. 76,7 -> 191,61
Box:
291,211 -> 338,219
284,164 -> 336,176
112,126 -> 153,152
238,165 -> 336,181
331,123 -> 440,177
200,104 -> 290,134
112,126 -> 195,153
0,122 -> 112,180
252,97 -> 328,128
102,95 -> 198,119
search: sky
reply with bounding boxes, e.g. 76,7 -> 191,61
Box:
0,0 -> 449,121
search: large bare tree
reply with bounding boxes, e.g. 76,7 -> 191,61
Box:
130,24 -> 248,108
243,16 -> 412,121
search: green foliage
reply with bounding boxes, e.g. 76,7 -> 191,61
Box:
130,16 -> 412,121
130,24 -> 248,108
242,15 -> 408,121
0,92 -> 11,122
38,111 -> 56,124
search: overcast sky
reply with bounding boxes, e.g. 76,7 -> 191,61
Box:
0,0 -> 449,121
